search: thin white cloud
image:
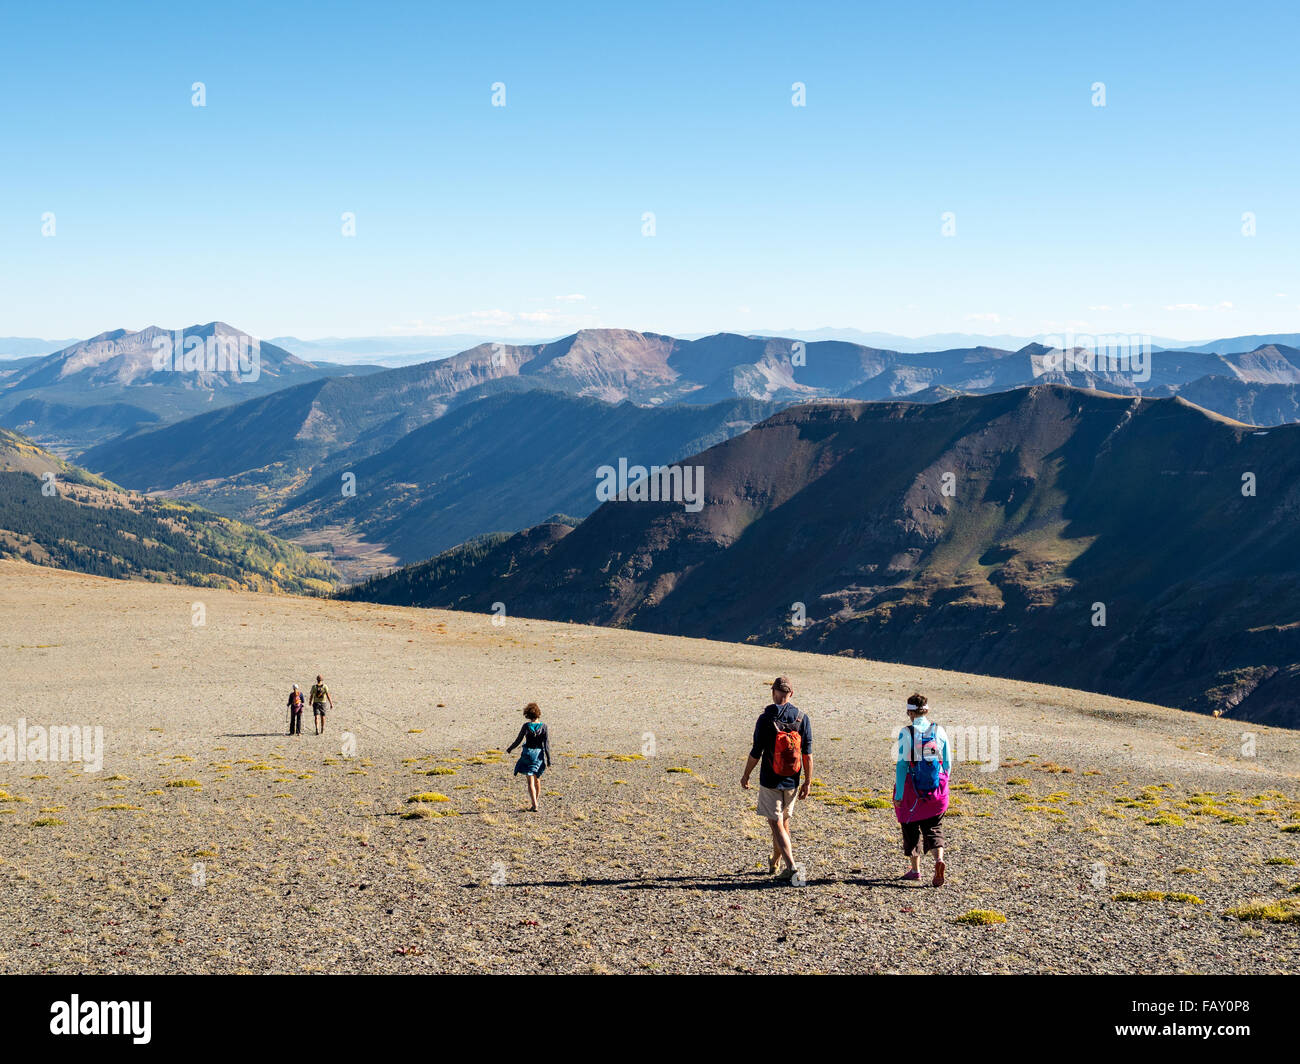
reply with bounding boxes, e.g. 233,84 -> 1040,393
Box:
1161,301 -> 1235,312
382,307 -> 600,337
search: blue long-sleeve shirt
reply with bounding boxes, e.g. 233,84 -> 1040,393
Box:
894,717 -> 950,801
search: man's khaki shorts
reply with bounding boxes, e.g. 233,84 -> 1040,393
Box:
757,785 -> 797,821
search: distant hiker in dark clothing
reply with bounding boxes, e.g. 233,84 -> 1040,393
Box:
309,675 -> 332,735
287,684 -> 305,735
507,702 -> 551,812
894,692 -> 951,886
741,677 -> 812,880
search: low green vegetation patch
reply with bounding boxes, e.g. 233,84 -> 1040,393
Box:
816,791 -> 893,810
1225,898 -> 1300,923
1112,891 -> 1202,904
954,909 -> 1006,925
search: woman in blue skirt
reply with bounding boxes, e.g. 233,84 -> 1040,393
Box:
506,702 -> 551,811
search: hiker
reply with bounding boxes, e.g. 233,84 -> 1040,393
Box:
741,676 -> 812,880
309,675 -> 333,735
287,683 -> 305,736
894,692 -> 951,886
506,702 -> 551,812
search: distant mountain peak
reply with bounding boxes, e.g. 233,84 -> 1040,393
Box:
0,322 -> 381,452
9,322 -> 312,393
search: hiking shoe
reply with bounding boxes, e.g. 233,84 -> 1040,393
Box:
901,870 -> 921,881
932,860 -> 946,887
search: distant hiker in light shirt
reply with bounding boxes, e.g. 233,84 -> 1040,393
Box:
894,692 -> 951,886
309,675 -> 333,735
287,683 -> 305,736
741,677 -> 812,880
506,702 -> 552,812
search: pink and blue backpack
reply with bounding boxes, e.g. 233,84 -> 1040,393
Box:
897,722 -> 949,823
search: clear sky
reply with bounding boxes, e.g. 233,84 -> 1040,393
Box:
2,0 -> 1298,342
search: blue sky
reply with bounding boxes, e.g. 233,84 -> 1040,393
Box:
2,0 -> 1298,342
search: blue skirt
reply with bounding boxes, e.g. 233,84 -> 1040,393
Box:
514,748 -> 546,777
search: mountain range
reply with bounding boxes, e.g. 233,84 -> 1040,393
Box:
0,338 -> 80,359
339,385 -> 1300,727
0,323 -> 380,453
12,324 -> 1300,468
72,327 -> 1300,572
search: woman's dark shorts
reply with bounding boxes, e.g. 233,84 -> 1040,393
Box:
901,814 -> 945,856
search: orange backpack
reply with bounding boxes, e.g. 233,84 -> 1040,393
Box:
771,712 -> 804,777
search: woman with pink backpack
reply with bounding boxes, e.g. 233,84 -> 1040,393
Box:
894,692 -> 951,886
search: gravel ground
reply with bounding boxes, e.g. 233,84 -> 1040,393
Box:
1,559 -> 1297,974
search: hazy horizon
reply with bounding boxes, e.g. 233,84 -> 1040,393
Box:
4,322 -> 1282,368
